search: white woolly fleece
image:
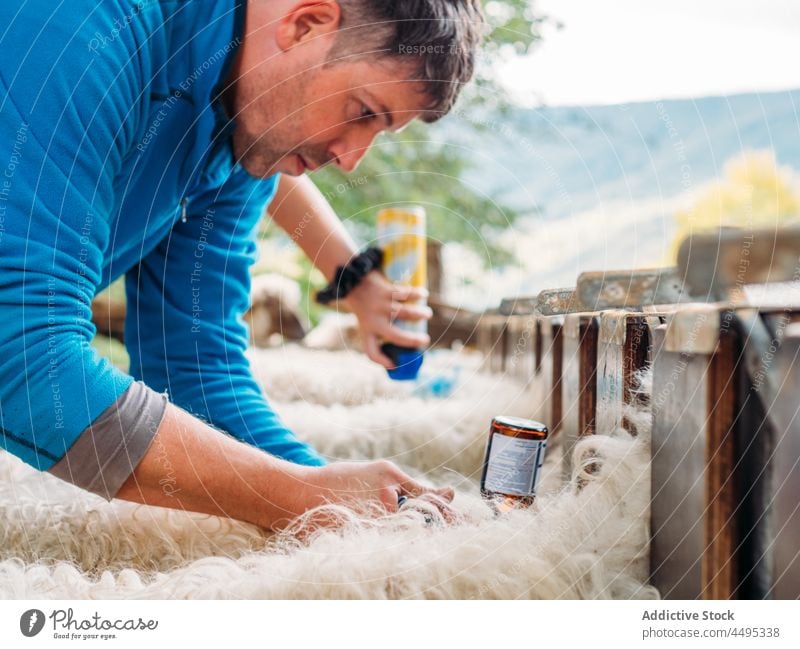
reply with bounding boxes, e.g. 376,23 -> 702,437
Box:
0,346 -> 658,599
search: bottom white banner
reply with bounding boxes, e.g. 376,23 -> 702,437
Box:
0,600 -> 797,648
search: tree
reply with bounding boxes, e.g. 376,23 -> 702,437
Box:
670,150 -> 800,260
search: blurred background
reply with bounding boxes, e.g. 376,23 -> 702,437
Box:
94,0 -> 800,363
259,0 -> 800,316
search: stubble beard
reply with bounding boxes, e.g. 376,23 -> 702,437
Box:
231,124 -> 289,179
228,69 -> 333,178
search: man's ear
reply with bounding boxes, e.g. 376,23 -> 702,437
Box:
276,0 -> 342,51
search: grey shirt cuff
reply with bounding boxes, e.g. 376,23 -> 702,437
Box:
47,381 -> 168,501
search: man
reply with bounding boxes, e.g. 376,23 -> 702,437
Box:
0,0 -> 483,531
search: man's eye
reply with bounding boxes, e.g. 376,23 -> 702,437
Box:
360,105 -> 377,121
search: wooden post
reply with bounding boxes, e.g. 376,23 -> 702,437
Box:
596,311 -> 660,435
650,305 -> 775,599
538,316 -> 564,437
764,320 -> 800,597
426,239 -> 444,300
478,313 -> 508,374
504,314 -> 537,384
702,328 -> 740,599
560,313 -> 599,481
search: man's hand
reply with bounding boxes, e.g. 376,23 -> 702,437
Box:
266,176 -> 432,368
116,403 -> 454,532
294,459 -> 454,517
343,270 -> 432,369
292,460 -> 458,532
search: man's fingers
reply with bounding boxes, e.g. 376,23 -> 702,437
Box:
363,334 -> 395,369
396,487 -> 458,524
391,285 -> 429,302
433,486 -> 455,502
397,474 -> 454,503
391,302 -> 433,321
397,475 -> 427,498
382,324 -> 430,349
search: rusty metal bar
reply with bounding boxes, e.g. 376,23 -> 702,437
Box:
537,269 -> 695,316
677,225 -> 800,301
536,288 -> 577,316
499,296 -> 538,316
577,267 -> 692,311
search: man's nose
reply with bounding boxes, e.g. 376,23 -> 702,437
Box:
331,130 -> 378,173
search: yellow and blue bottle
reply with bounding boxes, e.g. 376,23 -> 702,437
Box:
377,206 -> 427,381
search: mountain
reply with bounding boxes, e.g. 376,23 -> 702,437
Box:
432,89 -> 800,308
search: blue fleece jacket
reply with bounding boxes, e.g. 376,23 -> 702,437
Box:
0,0 -> 326,469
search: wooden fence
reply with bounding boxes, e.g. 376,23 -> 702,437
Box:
476,226 -> 800,600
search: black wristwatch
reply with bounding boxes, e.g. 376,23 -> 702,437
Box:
315,247 -> 384,305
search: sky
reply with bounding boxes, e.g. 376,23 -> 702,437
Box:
498,0 -> 800,107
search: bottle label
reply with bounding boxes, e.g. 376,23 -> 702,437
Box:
377,207 -> 427,336
484,434 -> 547,496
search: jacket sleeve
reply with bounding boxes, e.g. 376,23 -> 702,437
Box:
125,167 -> 327,466
0,1 -> 147,470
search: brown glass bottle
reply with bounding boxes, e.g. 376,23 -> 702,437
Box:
479,416 -> 549,513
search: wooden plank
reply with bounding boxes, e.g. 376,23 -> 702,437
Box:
766,329 -> 800,598
477,313 -> 493,370
539,317 -> 564,436
495,320 -> 508,373
734,310 -> 800,598
702,330 -> 739,599
560,314 -> 599,481
427,240 -> 444,300
504,314 -> 537,383
650,306 -> 775,599
597,311 -> 659,434
650,324 -> 710,599
428,298 -> 479,349
478,312 -> 506,373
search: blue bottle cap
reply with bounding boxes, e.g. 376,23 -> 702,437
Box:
387,348 -> 425,381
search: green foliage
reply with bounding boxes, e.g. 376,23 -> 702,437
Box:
309,122 -> 520,257
474,0 -> 550,109
670,150 -> 800,261
484,0 -> 548,53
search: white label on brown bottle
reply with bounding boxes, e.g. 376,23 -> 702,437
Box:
484,434 -> 547,496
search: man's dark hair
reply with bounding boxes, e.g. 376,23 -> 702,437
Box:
328,0 -> 485,122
